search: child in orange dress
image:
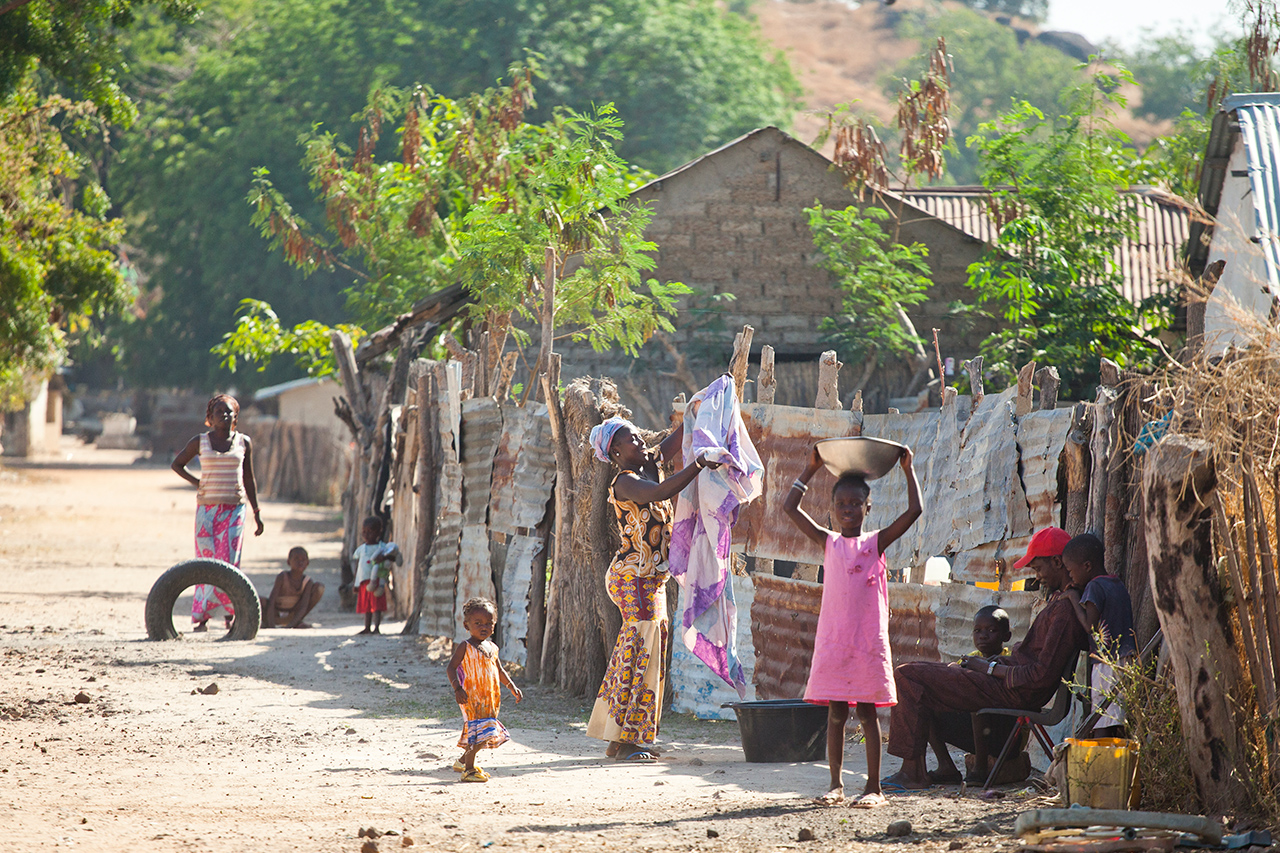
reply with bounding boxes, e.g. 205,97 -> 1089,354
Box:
447,597 -> 522,782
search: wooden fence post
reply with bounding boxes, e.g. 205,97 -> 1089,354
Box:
729,325 -> 754,401
815,350 -> 842,410
963,356 -> 984,412
539,353 -> 568,684
1144,436 -> 1251,814
403,368 -> 438,635
1064,403 -> 1092,535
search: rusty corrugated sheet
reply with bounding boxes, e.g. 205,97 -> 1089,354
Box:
455,524 -> 498,640
751,574 -> 821,699
671,573 -> 757,719
497,533 -> 542,667
952,387 -> 1032,556
915,392 -> 964,567
420,361 -> 464,638
454,397 -> 503,640
460,398 -> 502,526
859,408 -> 958,574
889,583 -> 942,665
489,402 -> 555,536
1016,407 -> 1074,531
732,403 -> 864,564
751,574 -> 945,699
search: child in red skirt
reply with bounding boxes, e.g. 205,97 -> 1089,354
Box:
353,516 -> 401,634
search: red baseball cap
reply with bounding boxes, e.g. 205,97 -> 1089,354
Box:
1013,527 -> 1072,569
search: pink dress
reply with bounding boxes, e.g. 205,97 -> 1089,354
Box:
804,530 -> 896,707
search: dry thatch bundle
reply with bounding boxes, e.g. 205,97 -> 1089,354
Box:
1134,286 -> 1280,814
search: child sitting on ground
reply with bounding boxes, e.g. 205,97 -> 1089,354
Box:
1063,533 -> 1137,738
260,546 -> 326,628
783,443 -> 922,808
352,516 -> 401,635
447,597 -> 522,782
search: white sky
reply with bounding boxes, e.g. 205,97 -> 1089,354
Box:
1046,0 -> 1239,52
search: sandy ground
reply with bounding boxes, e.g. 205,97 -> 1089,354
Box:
0,439 -> 1047,852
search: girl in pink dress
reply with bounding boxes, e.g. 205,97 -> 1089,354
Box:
783,444 -> 921,808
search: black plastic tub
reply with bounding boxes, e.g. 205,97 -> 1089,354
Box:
725,699 -> 828,763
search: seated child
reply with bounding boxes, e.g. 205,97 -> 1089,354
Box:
1063,533 -> 1137,738
927,605 -> 1024,785
447,597 -> 522,782
352,516 -> 402,635
260,546 -> 326,628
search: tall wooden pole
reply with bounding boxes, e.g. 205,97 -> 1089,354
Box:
1144,436 -> 1250,814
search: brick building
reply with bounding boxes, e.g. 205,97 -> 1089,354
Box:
551,127 -> 1189,426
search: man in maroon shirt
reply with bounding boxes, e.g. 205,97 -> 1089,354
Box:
883,527 -> 1087,789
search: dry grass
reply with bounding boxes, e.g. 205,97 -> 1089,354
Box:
1126,284 -> 1280,818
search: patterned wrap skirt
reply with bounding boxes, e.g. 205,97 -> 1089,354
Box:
585,561 -> 670,746
191,503 -> 246,623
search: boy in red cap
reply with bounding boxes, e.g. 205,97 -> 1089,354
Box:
883,527 -> 1086,790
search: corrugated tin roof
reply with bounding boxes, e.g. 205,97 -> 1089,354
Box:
1222,93 -> 1280,294
896,186 -> 1193,305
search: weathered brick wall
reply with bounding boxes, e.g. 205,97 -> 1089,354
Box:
543,127 -> 997,425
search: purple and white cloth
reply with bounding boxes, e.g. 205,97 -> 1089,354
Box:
668,374 -> 764,698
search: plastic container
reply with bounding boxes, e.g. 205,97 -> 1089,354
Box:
1064,737 -> 1140,809
725,699 -> 828,763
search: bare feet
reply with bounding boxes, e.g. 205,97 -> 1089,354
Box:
814,787 -> 844,805
192,621 -> 208,633
357,628 -> 372,635
927,768 -> 964,785
371,627 -> 381,634
290,622 -> 312,629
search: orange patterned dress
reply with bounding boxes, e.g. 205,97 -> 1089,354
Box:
586,473 -> 672,746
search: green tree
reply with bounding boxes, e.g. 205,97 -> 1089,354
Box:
964,74 -> 1162,399
806,205 -> 932,394
220,72 -> 687,379
0,84 -> 128,404
891,9 -> 1083,184
1110,29 -> 1219,122
0,0 -> 196,121
109,0 -> 797,390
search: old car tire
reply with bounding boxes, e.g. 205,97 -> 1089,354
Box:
145,558 -> 261,641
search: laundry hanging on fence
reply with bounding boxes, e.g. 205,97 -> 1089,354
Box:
668,374 -> 764,698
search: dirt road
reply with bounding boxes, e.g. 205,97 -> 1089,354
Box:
0,440 -> 1036,851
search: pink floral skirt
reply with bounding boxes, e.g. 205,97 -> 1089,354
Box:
191,503 -> 246,623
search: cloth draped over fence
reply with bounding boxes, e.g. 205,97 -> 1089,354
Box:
668,375 -> 763,697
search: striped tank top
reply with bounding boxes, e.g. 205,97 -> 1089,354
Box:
196,432 -> 247,506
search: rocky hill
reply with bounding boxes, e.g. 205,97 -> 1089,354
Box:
755,0 -> 1170,156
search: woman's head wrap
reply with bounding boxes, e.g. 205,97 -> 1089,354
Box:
589,416 -> 636,463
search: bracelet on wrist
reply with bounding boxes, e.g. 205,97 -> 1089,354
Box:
987,660 -> 997,675
791,478 -> 809,493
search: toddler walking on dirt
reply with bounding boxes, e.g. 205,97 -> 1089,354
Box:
351,516 -> 401,634
783,443 -> 922,808
447,597 -> 522,782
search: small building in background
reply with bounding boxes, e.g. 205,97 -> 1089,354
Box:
1,375 -> 64,457
245,377 -> 349,506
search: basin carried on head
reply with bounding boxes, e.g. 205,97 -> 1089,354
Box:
724,699 -> 828,763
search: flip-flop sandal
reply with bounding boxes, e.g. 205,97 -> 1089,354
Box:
850,792 -> 888,809
614,750 -> 657,762
813,790 -> 845,806
880,779 -> 930,793
460,768 -> 490,782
